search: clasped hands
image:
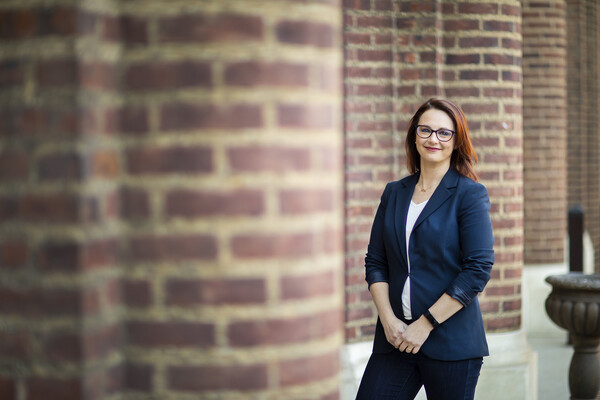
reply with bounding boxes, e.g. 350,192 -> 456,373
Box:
382,315 -> 433,354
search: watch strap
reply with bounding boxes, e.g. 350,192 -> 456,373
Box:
423,310 -> 440,329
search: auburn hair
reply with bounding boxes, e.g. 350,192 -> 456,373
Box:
405,98 -> 479,182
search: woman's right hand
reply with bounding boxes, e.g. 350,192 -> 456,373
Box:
381,315 -> 408,349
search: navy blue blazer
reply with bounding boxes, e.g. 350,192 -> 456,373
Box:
365,167 -> 494,361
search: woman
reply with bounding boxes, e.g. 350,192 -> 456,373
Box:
356,98 -> 494,400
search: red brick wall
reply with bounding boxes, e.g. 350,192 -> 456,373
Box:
0,2 -> 122,399
566,0 -> 600,272
0,0 -> 344,399
522,0 -> 567,265
344,0 -> 524,343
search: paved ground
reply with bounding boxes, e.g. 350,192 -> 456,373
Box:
529,335 -> 571,400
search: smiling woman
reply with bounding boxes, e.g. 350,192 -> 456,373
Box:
356,98 -> 494,400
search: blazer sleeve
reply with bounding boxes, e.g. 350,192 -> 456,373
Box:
364,182 -> 392,288
445,182 -> 495,307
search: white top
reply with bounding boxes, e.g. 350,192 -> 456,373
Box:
402,199 -> 429,320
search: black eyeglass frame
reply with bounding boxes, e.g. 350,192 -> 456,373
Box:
415,125 -> 455,142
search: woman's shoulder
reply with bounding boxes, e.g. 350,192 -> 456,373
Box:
384,174 -> 417,192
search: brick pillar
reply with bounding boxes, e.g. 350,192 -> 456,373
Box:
0,1 -> 344,399
343,1 -> 534,398
522,0 -> 567,266
0,1 -> 122,399
567,0 -> 600,273
118,0 -> 344,398
344,0 -> 523,344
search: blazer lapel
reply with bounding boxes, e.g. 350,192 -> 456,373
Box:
395,173 -> 418,267
413,168 -> 460,230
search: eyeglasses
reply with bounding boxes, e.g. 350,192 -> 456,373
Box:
416,125 -> 455,142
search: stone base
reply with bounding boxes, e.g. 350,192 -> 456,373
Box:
340,329 -> 537,400
476,329 -> 538,400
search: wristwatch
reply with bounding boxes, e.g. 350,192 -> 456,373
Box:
423,310 -> 440,329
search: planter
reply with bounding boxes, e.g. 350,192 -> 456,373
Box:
545,273 -> 600,400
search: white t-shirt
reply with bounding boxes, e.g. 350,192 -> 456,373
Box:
402,199 -> 428,320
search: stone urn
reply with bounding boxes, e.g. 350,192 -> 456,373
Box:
545,273 -> 600,400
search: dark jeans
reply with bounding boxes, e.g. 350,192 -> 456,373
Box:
356,351 -> 483,400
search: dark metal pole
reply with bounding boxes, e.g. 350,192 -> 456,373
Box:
569,205 -> 584,273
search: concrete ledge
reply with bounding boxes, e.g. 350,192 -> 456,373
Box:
477,329 -> 537,400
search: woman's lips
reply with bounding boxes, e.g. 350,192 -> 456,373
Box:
425,147 -> 440,151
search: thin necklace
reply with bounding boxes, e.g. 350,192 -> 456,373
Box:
418,179 -> 437,192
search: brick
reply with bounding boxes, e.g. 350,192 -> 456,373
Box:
0,377 -> 15,399
126,321 -> 215,348
502,38 -> 521,50
228,309 -> 340,346
485,285 -> 518,297
123,280 -> 152,308
356,16 -> 393,29
446,54 -> 480,65
0,240 -> 28,268
125,363 -> 153,391
124,61 -> 212,91
26,378 -> 81,400
165,189 -> 264,218
485,316 -> 521,331
457,3 -> 498,14
120,186 -> 150,220
80,62 -> 117,91
276,20 -> 335,48
502,299 -> 522,311
168,364 -> 268,391
459,37 -> 498,48
459,70 -> 498,80
92,151 -> 120,178
224,61 -> 309,87
41,331 -> 81,361
0,193 -> 80,223
128,234 -> 217,262
444,19 -> 479,31
343,0 -> 371,10
38,239 -> 117,272
228,145 -> 311,172
0,10 -> 37,38
105,106 -> 149,135
159,14 -> 263,43
277,104 -> 333,129
36,59 -> 77,87
0,331 -> 31,358
119,16 -> 149,45
278,351 -> 339,386
484,20 -> 515,32
37,152 -> 83,181
281,270 -> 337,300
485,54 -> 516,65
0,149 -> 29,181
126,146 -> 212,175
231,232 -> 313,259
165,278 -> 266,306
279,189 -> 335,214
160,103 -> 262,131
0,60 -> 25,86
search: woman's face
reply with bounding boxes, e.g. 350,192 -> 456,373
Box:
415,109 -> 455,168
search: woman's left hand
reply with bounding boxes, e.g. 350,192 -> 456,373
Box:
397,316 -> 433,354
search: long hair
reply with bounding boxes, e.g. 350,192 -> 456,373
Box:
405,98 -> 479,182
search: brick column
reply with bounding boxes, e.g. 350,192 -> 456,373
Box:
118,0 -> 344,398
0,1 -> 344,399
0,1 -> 122,399
523,0 -> 567,265
343,1 -> 534,398
344,0 -> 523,345
567,0 -> 600,273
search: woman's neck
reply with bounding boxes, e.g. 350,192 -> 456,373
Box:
418,163 -> 449,190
